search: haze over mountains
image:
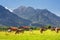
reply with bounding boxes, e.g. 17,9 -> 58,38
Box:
0,5 -> 60,27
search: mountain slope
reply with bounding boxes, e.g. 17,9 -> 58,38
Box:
13,6 -> 60,27
0,5 -> 31,26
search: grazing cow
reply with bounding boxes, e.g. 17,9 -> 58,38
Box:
15,26 -> 31,34
51,27 -> 60,33
15,29 -> 24,34
51,27 -> 55,31
40,26 -> 51,33
40,27 -> 47,33
7,27 -> 18,32
22,26 -> 30,31
18,26 -> 31,30
55,27 -> 58,33
18,26 -> 33,34
40,28 -> 44,33
55,27 -> 60,33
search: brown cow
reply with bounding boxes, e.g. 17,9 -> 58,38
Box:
55,27 -> 60,33
51,27 -> 60,33
40,26 -> 51,33
18,26 -> 31,31
51,27 -> 55,31
7,27 -> 18,32
15,29 -> 24,34
15,26 -> 25,34
40,27 -> 47,33
16,26 -> 33,34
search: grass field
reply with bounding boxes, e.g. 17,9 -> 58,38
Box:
0,30 -> 60,40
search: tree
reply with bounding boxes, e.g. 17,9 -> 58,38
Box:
45,25 -> 51,29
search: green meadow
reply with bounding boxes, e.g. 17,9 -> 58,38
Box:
0,30 -> 60,40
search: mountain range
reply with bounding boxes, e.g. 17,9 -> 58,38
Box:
0,5 -> 60,27
0,5 -> 31,27
13,6 -> 60,27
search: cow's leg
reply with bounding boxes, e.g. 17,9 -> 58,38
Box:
15,30 -> 19,34
22,31 -> 24,33
55,29 -> 58,33
56,30 -> 59,33
40,29 -> 43,33
20,30 -> 24,33
40,31 -> 43,33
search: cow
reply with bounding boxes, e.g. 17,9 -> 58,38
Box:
15,26 -> 26,34
50,27 -> 60,33
15,27 -> 33,34
15,29 -> 24,34
51,27 -> 55,31
40,27 -> 47,33
22,26 -> 30,31
7,27 -> 18,32
40,26 -> 51,33
55,27 -> 60,33
7,26 -> 25,34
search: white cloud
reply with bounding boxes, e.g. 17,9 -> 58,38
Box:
5,7 -> 13,12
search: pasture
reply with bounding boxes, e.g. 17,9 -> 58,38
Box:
0,30 -> 60,40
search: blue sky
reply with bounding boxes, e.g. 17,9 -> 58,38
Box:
0,0 -> 60,16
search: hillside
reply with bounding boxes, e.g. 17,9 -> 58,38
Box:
0,5 -> 31,26
13,6 -> 60,27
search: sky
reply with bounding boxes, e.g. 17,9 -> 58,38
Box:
0,0 -> 60,16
